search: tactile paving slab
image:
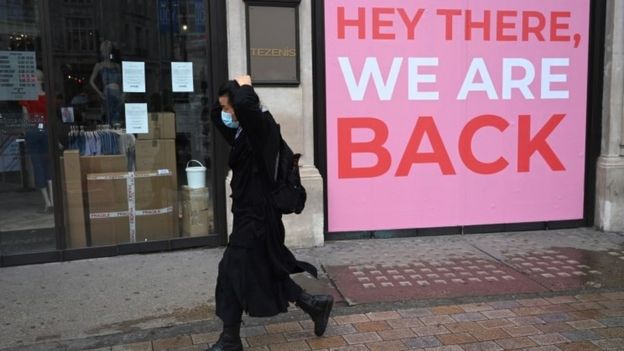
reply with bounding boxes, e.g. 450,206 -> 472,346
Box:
503,247 -> 624,291
325,257 -> 546,305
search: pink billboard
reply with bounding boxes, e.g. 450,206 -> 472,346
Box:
325,1 -> 591,232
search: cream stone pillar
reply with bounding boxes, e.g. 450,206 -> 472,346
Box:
225,0 -> 324,247
595,0 -> 624,232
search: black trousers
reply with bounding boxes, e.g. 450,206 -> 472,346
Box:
215,245 -> 304,327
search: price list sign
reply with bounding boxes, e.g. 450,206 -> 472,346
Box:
0,51 -> 37,101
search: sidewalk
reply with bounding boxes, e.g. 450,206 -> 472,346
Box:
103,291 -> 624,351
0,228 -> 623,350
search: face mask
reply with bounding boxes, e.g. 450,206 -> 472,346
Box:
221,110 -> 239,129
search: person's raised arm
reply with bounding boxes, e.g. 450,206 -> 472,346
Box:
232,75 -> 270,152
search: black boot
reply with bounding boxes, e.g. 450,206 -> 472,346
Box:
206,323 -> 243,351
296,292 -> 334,337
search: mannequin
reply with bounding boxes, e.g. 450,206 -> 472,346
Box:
21,70 -> 53,213
89,40 -> 123,126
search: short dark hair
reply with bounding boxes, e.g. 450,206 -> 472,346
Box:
218,80 -> 240,104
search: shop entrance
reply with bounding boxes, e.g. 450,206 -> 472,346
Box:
0,0 -> 231,265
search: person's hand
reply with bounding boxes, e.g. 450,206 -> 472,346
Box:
235,75 -> 252,86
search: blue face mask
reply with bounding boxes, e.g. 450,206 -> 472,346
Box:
221,110 -> 239,129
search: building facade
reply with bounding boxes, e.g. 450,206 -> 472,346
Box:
0,0 -> 621,266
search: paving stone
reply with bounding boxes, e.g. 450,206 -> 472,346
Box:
333,314 -> 370,325
246,333 -> 287,347
171,344 -> 208,351
436,332 -> 476,345
545,296 -> 579,304
559,341 -> 601,351
459,303 -> 494,312
495,336 -> 537,349
397,307 -> 433,318
445,321 -> 486,334
469,327 -> 510,341
512,306 -> 547,316
322,324 -> 358,337
403,335 -> 441,348
535,322 -> 575,333
510,316 -> 545,325
282,329 -> 317,342
431,306 -> 464,315
365,311 -> 402,321
326,345 -> 368,351
268,340 -> 311,351
377,328 -> 415,341
593,327 -> 624,338
421,346 -> 463,351
540,313 -> 574,323
524,346 -> 564,351
478,318 -> 516,329
482,309 -> 516,319
503,324 -> 542,337
343,332 -> 382,345
599,316 -> 624,327
461,341 -> 503,351
487,300 -> 522,310
529,332 -> 569,345
364,340 -> 409,351
111,342 -> 153,351
386,317 -> 424,329
518,298 -> 552,307
191,331 -> 220,345
152,335 -> 193,350
451,312 -> 487,322
410,325 -> 450,336
591,337 -> 624,350
541,304 -> 575,313
265,321 -> 303,334
560,329 -> 601,342
566,319 -> 605,330
306,336 -> 346,349
354,321 -> 391,333
420,315 -> 456,325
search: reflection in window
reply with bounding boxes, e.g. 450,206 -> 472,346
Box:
65,17 -> 95,52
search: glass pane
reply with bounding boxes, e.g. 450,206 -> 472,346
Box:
47,0 -> 215,248
0,1 -> 57,255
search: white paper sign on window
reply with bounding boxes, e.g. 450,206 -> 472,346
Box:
122,61 -> 146,93
125,103 -> 148,133
0,51 -> 38,101
171,62 -> 194,92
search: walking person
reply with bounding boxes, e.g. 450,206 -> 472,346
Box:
207,75 -> 333,351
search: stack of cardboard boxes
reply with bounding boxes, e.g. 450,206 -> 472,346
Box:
62,150 -> 130,248
61,112 -> 180,247
181,186 -> 213,236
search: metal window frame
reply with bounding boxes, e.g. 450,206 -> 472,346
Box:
0,0 -> 231,267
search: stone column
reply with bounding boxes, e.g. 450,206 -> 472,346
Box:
225,0 -> 324,248
595,0 -> 624,232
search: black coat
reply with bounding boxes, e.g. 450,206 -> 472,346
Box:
210,85 -> 317,317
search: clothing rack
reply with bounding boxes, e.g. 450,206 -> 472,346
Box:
67,126 -> 136,170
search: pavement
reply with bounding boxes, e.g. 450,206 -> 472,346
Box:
0,227 -> 623,351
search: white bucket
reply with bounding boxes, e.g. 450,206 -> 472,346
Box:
186,160 -> 206,189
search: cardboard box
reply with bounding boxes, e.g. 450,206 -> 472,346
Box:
182,208 -> 213,236
137,112 -> 176,140
181,186 -> 213,236
80,154 -> 127,175
135,139 -> 179,235
135,139 -> 177,184
181,186 -> 210,209
87,170 -> 177,245
62,150 -> 88,248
